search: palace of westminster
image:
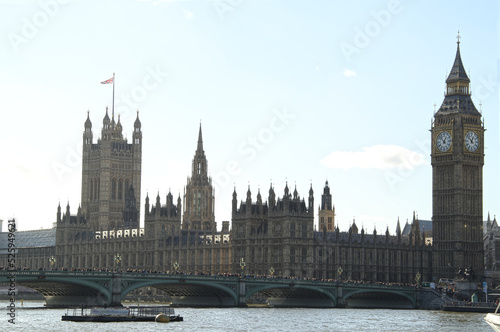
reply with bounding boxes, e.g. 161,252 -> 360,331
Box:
2,40 -> 500,285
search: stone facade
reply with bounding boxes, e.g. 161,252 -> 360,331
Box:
0,39 -> 489,286
430,39 -> 485,280
81,109 -> 142,230
484,214 -> 500,281
231,183 -> 316,278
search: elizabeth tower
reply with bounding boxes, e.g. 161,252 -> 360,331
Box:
431,37 -> 484,280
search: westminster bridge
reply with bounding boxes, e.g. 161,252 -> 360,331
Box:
0,270 -> 441,309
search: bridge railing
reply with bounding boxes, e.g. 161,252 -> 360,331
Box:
0,270 -> 416,290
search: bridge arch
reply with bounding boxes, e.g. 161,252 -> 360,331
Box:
15,275 -> 112,307
245,283 -> 337,308
342,288 -> 416,309
120,278 -> 239,307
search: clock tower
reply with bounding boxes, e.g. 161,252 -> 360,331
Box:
431,36 -> 484,280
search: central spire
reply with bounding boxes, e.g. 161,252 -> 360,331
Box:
192,123 -> 207,178
197,122 -> 204,153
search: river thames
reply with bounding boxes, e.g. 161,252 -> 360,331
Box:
1,301 -> 493,332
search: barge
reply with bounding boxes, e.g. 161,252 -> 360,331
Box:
62,305 -> 183,322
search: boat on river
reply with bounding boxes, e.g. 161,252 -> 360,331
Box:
61,305 -> 183,322
485,302 -> 500,331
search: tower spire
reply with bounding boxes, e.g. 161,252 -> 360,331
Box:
197,122 -> 203,153
446,32 -> 470,85
436,34 -> 479,115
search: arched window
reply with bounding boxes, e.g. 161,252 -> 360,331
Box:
90,179 -> 93,200
94,178 -> 98,200
112,178 -> 117,200
118,179 -> 123,200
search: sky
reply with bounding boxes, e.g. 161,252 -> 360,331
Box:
0,0 -> 498,233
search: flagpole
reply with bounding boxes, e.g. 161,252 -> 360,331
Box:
112,72 -> 115,128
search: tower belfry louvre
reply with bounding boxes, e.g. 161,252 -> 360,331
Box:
431,35 -> 484,280
81,109 -> 142,230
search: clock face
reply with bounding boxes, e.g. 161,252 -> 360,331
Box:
465,131 -> 479,152
436,131 -> 452,152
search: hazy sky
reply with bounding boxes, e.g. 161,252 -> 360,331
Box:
1,0 -> 498,233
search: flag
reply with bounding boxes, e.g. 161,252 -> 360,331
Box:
101,77 -> 113,84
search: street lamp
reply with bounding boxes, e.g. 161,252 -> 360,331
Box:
173,261 -> 179,273
270,266 -> 275,276
338,266 -> 343,282
114,254 -> 121,269
415,272 -> 421,286
49,256 -> 56,269
240,258 -> 246,274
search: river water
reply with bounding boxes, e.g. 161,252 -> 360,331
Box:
2,301 -> 493,331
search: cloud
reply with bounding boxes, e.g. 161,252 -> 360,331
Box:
343,69 -> 357,77
184,10 -> 194,19
320,145 -> 426,170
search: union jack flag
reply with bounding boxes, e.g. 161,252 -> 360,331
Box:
101,77 -> 113,84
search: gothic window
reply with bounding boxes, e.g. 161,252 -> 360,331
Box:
112,178 -> 117,200
290,247 -> 295,264
125,179 -> 130,193
90,179 -> 93,200
302,223 -> 307,238
196,192 -> 201,216
118,179 -> 123,200
328,217 -> 333,230
290,222 -> 295,238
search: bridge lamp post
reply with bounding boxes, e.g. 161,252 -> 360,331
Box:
49,256 -> 56,269
415,272 -> 421,287
114,254 -> 122,270
240,258 -> 246,275
173,261 -> 179,273
338,266 -> 343,282
270,266 -> 274,277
